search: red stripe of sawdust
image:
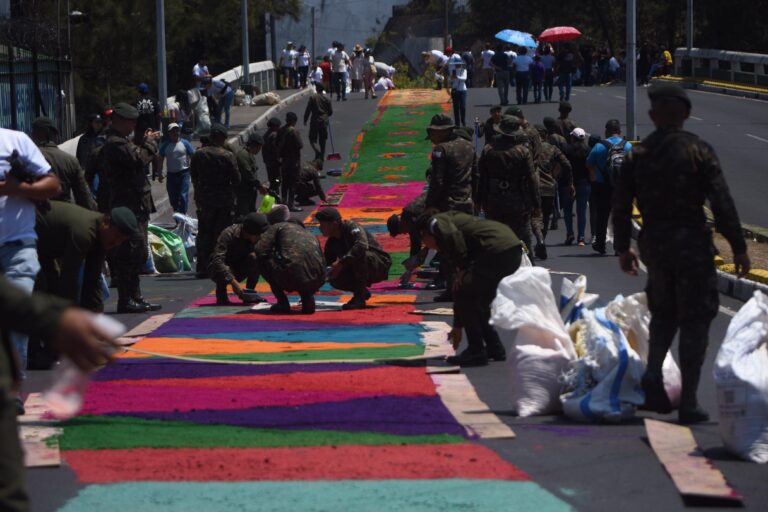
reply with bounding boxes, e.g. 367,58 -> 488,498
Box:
94,367 -> 438,395
64,444 -> 530,483
116,339 -> 409,359
216,304 -> 421,325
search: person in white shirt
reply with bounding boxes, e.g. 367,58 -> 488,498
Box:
0,127 -> 61,392
481,42 -> 495,86
310,60 -> 324,86
159,124 -> 195,214
208,79 -> 235,128
513,47 -> 533,105
608,55 -> 620,81
450,60 -> 468,126
374,76 -> 396,92
296,45 -> 310,88
331,43 -> 351,101
192,55 -> 210,90
279,42 -> 295,88
350,44 -> 367,92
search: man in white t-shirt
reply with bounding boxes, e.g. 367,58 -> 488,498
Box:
0,127 -> 61,391
192,55 -> 210,90
279,42 -> 295,88
331,43 -> 351,101
481,42 -> 495,87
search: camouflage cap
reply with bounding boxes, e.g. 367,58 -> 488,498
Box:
648,82 -> 691,109
503,106 -> 523,119
210,123 -> 228,136
494,115 -> 522,137
32,117 -> 58,133
426,114 -> 454,131
112,102 -> 139,120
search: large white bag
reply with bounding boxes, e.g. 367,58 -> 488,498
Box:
559,275 -> 599,325
713,291 -> 768,463
605,292 -> 682,408
491,267 -> 577,417
561,303 -> 646,423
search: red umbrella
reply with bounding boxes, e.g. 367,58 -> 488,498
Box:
538,26 -> 582,43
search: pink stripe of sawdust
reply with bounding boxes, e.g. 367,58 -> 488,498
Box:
64,444 -> 530,482
333,182 -> 424,208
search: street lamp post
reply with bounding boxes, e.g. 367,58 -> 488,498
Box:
626,0 -> 637,141
156,0 -> 167,111
241,0 -> 250,93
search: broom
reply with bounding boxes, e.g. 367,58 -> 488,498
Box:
326,120 -> 342,161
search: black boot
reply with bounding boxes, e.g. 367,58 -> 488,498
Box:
270,288 -> 292,314
678,325 -> 710,424
446,348 -> 489,367
640,372 -> 673,414
215,284 -> 231,305
482,324 -> 507,362
300,293 -> 316,314
678,365 -> 709,424
342,288 -> 369,310
135,297 -> 162,311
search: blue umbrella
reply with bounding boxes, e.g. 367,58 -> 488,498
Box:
495,29 -> 538,48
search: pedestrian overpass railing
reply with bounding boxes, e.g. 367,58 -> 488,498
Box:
674,48 -> 768,88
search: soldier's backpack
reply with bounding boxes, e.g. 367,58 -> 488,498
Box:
601,137 -> 627,186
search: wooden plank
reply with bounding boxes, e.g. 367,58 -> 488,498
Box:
122,313 -> 175,337
644,419 -> 742,502
18,393 -> 54,424
420,321 -> 455,359
411,308 -> 453,316
431,374 -> 516,439
426,365 -> 461,374
19,425 -> 62,467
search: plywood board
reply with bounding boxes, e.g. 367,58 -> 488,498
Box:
122,314 -> 175,337
644,419 -> 742,502
412,308 -> 453,316
431,374 -> 516,439
420,321 -> 455,359
18,393 -> 54,423
20,425 -> 62,467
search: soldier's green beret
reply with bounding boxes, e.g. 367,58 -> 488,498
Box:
494,116 -> 522,137
210,123 -> 228,136
113,102 -> 139,120
32,117 -> 58,133
503,106 -> 523,118
534,123 -> 547,136
242,212 -> 270,234
109,207 -> 139,236
315,207 -> 341,222
246,132 -> 264,146
267,117 -> 282,128
648,82 -> 691,109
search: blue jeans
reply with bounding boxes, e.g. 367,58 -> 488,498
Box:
544,70 -> 554,101
166,170 -> 191,214
532,80 -> 543,103
562,182 -> 591,241
515,71 -> 530,104
495,70 -> 510,104
334,71 -> 348,99
557,72 -> 572,101
451,89 -> 467,126
0,242 -> 40,377
218,89 -> 234,128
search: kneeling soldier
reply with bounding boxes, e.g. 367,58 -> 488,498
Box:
255,219 -> 326,314
208,212 -> 269,305
315,208 -> 391,310
418,210 -> 524,367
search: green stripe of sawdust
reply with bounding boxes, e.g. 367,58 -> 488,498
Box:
176,344 -> 425,362
59,415 -> 466,451
343,104 -> 445,183
388,252 -> 410,280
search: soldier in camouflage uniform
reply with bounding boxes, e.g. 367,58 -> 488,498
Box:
191,122 -> 241,277
234,133 -> 270,218
613,83 -> 750,424
555,101 -> 576,142
296,160 -> 328,206
387,192 -> 428,286
208,212 -> 268,305
316,208 -> 392,310
100,102 -> 162,313
278,112 -> 304,212
424,114 -> 474,214
303,83 -> 333,162
535,124 -> 572,240
478,116 -> 538,258
418,210 -> 523,367
31,117 -> 96,210
255,217 -> 326,314
262,117 -> 282,191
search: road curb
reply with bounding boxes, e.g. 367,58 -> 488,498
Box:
226,88 -> 313,150
654,77 -> 768,101
631,219 -> 768,304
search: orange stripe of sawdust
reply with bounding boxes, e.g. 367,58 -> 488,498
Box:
116,338 -> 409,359
304,207 -> 399,225
379,89 -> 450,107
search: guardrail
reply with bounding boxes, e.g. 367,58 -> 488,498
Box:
674,48 -> 768,88
58,60 -> 277,156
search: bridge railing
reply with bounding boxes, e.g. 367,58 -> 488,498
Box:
674,48 -> 768,88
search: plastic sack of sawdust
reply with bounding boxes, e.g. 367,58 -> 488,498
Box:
251,92 -> 281,106
194,97 -> 211,135
148,231 -> 178,273
713,290 -> 768,463
560,275 -> 599,327
149,224 -> 191,272
172,213 -> 198,249
490,266 -> 577,417
560,299 -> 646,423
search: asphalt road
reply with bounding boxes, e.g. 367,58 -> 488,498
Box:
25,86 -> 768,511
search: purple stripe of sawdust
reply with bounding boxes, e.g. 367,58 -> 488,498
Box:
103,395 -> 466,437
151,319 -> 359,336
92,360 -> 379,381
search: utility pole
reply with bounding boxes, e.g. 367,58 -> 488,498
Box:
241,0 -> 250,91
686,0 -> 694,51
311,6 -> 316,62
626,0 -> 636,140
156,0 -> 167,109
444,0 -> 449,49
270,13 -> 277,65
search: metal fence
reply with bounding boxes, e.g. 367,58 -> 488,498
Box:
0,43 -> 76,139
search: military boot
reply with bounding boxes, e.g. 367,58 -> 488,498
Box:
482,324 -> 507,362
300,293 -> 316,315
215,284 -> 231,305
270,289 -> 292,314
678,326 -> 710,424
342,288 -> 370,310
640,371 -> 673,414
678,366 -> 709,424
